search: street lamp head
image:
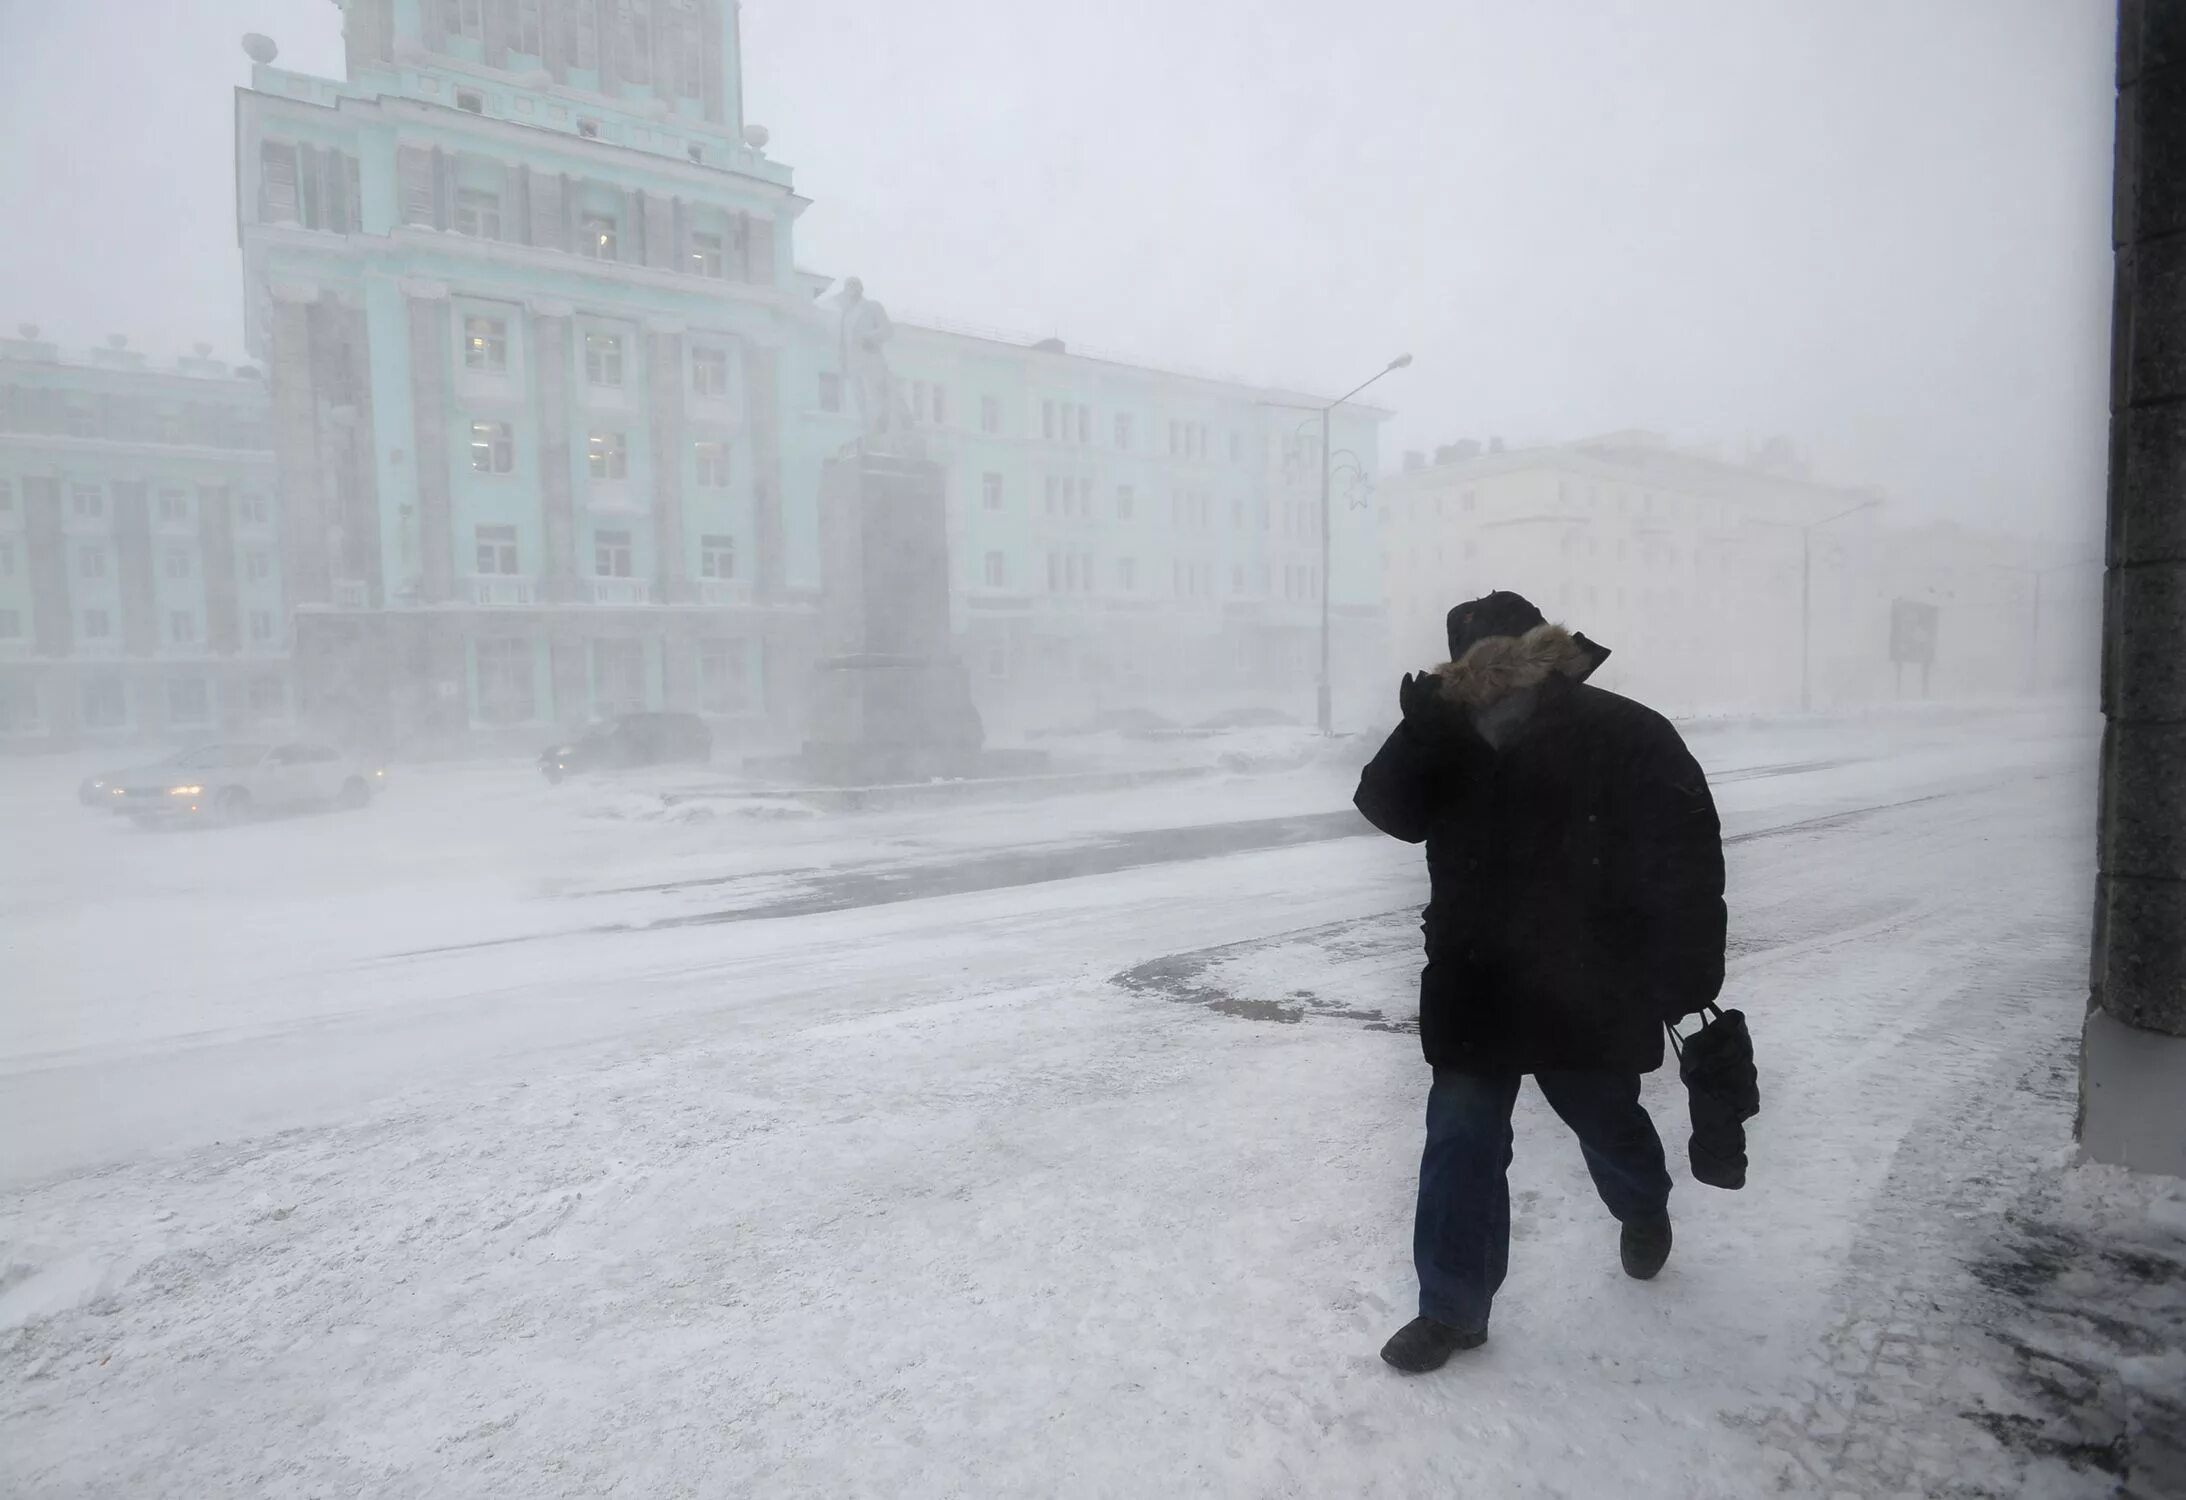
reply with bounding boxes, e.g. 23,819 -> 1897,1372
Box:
1388,354 -> 1414,370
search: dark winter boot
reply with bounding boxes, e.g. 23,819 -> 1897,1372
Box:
1620,1212 -> 1674,1280
1379,1316 -> 1487,1373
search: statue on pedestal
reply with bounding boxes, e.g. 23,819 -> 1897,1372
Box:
834,277 -> 913,452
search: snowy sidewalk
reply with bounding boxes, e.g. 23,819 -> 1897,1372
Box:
6,729 -> 2171,1497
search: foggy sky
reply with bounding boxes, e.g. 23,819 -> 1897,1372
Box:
0,0 -> 2116,542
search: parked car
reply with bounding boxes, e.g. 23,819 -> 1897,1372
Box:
80,751 -> 182,807
539,712 -> 713,783
107,742 -> 383,825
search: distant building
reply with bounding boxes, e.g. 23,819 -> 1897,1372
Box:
230,0 -> 1386,751
0,330 -> 291,748
1379,433 -> 2078,715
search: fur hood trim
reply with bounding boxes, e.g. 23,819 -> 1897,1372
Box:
1431,623 -> 1601,708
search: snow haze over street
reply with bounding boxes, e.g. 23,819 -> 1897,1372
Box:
8,708 -> 2163,1498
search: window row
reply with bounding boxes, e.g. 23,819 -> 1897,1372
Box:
968,552 -> 1316,603
0,479 -> 271,528
0,389 -> 272,450
28,673 -> 292,734
469,525 -> 736,583
461,317 -> 739,402
471,635 -> 754,728
438,0 -> 710,101
32,606 -> 280,648
464,419 -> 732,488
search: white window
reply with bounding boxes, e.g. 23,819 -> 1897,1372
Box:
475,638 -> 535,724
1079,477 -> 1093,516
0,540 -> 13,576
588,431 -> 628,480
698,638 -> 749,714
476,524 -> 519,575
261,142 -> 299,223
465,316 -> 509,373
584,331 -> 624,387
1077,405 -> 1091,444
594,528 -> 632,577
169,611 -> 196,645
981,472 -> 1004,511
693,441 -> 731,488
592,638 -> 645,714
81,679 -> 126,729
690,231 -> 725,277
0,608 -> 19,638
79,545 -> 106,579
579,211 -> 618,260
249,610 -> 276,645
447,0 -> 483,41
818,373 -> 843,413
931,384 -> 948,427
572,2 -> 600,68
471,420 -> 515,474
0,479 -> 12,513
1114,413 -> 1133,450
700,534 -> 736,580
1042,401 -> 1056,440
72,485 -> 104,520
1047,554 -> 1060,592
238,494 -> 271,527
249,675 -> 288,719
81,608 -> 111,639
983,551 -> 1006,587
980,395 -> 1000,434
692,347 -> 730,398
157,489 -> 190,524
1117,557 -> 1136,591
164,546 -> 191,580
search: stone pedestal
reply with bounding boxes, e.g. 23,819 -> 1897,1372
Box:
800,449 -> 984,783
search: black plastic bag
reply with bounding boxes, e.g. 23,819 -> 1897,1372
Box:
1668,1003 -> 1758,1190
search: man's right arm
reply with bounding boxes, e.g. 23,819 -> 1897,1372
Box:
1354,719 -> 1442,844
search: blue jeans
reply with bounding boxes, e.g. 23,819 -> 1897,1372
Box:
1414,1067 -> 1672,1331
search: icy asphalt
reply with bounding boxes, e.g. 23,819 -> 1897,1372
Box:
5,708 -> 2169,1497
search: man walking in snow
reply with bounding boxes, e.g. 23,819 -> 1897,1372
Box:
1353,591 -> 1726,1373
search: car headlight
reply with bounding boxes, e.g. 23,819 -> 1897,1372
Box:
169,785 -> 204,797
373,768 -> 386,779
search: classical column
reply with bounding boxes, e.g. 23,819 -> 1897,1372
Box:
403,281 -> 455,606
530,299 -> 580,599
200,485 -> 241,653
647,323 -> 690,602
268,282 -> 331,607
22,477 -> 71,656
746,343 -> 784,599
2082,0 -> 2186,1175
112,482 -> 155,657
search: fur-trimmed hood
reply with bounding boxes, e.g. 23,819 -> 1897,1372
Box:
1430,623 -> 1609,709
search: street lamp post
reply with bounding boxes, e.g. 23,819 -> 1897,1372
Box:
2002,557 -> 2102,696
1798,498 -> 1883,714
1312,354 -> 1411,735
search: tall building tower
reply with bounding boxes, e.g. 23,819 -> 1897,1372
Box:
236,1 -> 827,747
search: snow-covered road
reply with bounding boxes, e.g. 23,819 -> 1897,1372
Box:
0,711 -> 2112,1496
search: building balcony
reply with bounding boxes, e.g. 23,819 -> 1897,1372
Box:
461,574 -> 536,607
331,579 -> 370,608
696,579 -> 750,607
588,577 -> 655,606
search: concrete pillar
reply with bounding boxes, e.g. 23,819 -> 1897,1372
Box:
268,286 -> 330,607
2083,0 -> 2186,1176
531,301 -> 580,597
647,325 -> 689,602
22,478 -> 71,656
403,284 -> 455,605
200,485 -> 241,655
112,482 -> 155,657
747,344 -> 784,600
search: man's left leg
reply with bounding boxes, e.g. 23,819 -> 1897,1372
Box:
1532,1070 -> 1675,1278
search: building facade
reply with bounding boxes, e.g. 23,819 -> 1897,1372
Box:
0,330 -> 293,749
1379,433 -> 2086,717
232,0 -> 1387,754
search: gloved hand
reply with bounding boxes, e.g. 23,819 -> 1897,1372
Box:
1398,670 -> 1441,724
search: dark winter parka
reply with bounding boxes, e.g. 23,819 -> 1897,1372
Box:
1354,624 -> 1726,1075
